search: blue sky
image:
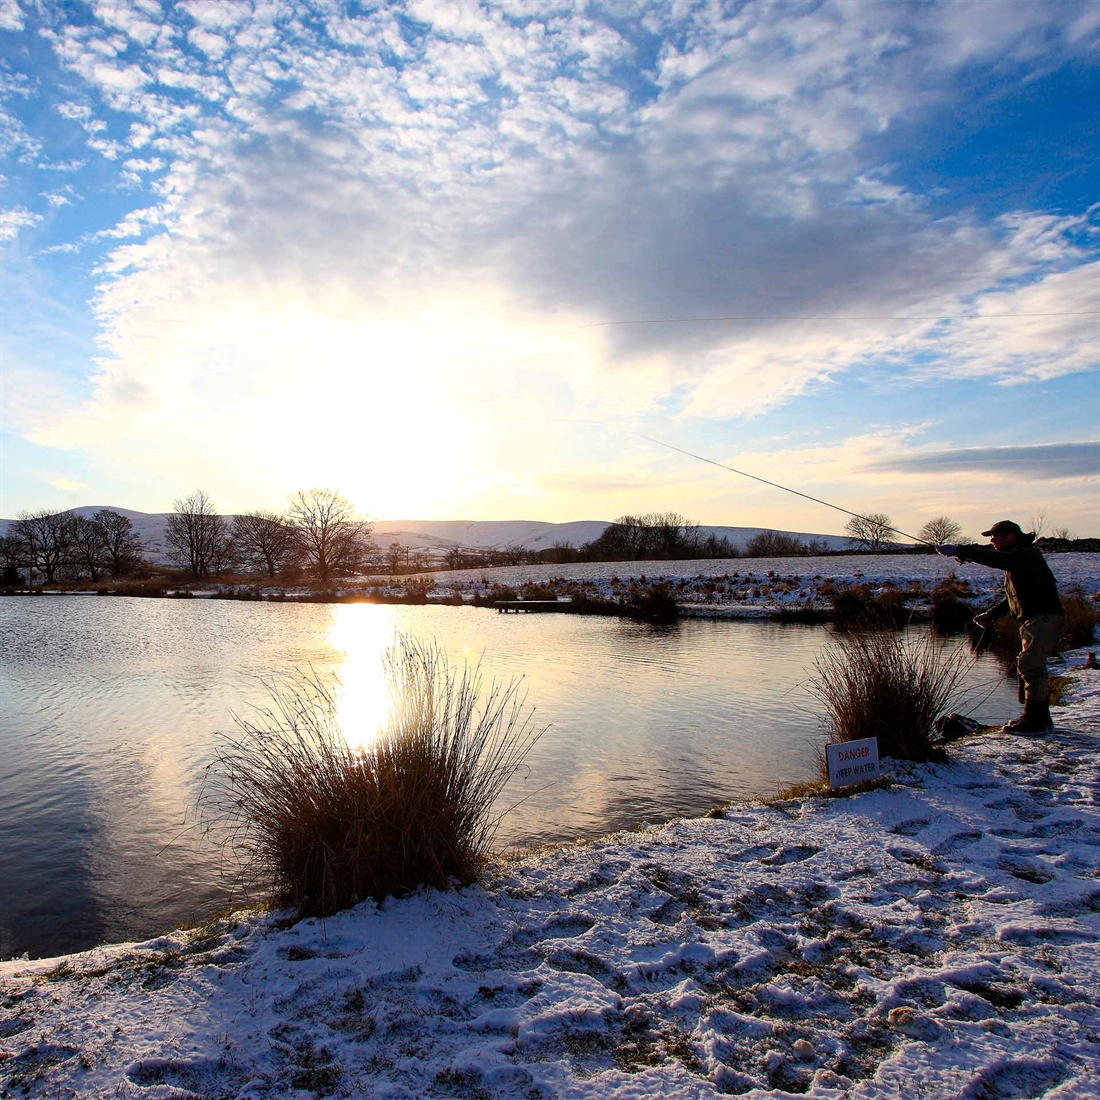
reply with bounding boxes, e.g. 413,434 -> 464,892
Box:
1,0 -> 1098,538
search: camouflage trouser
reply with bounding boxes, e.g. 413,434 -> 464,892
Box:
1017,613 -> 1064,703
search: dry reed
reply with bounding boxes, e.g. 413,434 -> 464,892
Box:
204,635 -> 541,916
811,629 -> 965,764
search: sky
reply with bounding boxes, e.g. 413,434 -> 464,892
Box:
1,0 -> 1098,539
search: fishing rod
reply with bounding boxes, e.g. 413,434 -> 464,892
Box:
639,433 -> 937,548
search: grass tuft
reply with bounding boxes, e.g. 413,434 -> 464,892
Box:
810,629 -> 964,764
1061,586 -> 1097,648
204,635 -> 542,917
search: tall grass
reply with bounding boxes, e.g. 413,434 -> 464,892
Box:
204,636 -> 541,917
1061,586 -> 1097,648
824,582 -> 910,628
811,629 -> 965,764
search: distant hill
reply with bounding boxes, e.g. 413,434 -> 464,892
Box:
0,507 -> 851,564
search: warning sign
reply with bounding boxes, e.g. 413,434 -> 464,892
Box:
826,737 -> 880,789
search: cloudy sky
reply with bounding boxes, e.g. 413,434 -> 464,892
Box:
2,0 -> 1098,538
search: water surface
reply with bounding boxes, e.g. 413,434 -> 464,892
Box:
1,596 -> 1017,959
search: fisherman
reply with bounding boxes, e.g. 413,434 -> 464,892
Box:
938,520 -> 1064,734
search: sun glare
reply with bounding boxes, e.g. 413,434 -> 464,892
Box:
326,608 -> 395,754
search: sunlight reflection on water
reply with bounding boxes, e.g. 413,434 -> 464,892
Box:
326,606 -> 393,753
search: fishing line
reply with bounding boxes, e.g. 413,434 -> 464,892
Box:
638,433 -> 936,546
582,310 -> 1100,329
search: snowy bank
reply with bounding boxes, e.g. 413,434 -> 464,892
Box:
360,552 -> 1100,618
2,662 -> 1099,1098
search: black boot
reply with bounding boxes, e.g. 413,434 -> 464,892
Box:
1003,700 -> 1053,735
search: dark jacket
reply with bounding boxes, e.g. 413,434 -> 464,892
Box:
956,535 -> 1063,621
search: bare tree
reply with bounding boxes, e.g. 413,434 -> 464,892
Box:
0,534 -> 26,584
744,530 -> 806,557
10,510 -> 74,582
287,488 -> 373,583
94,509 -> 144,577
233,510 -> 298,578
1027,510 -> 1072,541
844,513 -> 896,552
71,514 -> 107,580
166,490 -> 231,577
917,516 -> 963,547
386,541 -> 406,575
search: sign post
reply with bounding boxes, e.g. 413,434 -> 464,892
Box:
826,737 -> 880,789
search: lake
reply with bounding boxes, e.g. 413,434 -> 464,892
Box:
0,595 -> 1019,960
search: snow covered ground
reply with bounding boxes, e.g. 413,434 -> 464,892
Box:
3,656 -> 1098,1098
371,552 -> 1100,617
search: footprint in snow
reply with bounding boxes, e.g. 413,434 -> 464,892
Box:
759,845 -> 820,866
729,844 -> 777,863
543,947 -> 616,980
512,915 -> 596,947
998,856 -> 1057,884
1037,888 -> 1100,917
933,830 -> 983,854
890,818 -> 930,837
956,1056 -> 1064,1100
886,847 -> 941,871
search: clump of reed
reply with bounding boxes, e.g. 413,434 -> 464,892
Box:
1061,586 -> 1097,648
978,588 -> 1096,668
930,573 -> 977,634
824,581 -> 910,628
204,635 -> 541,917
625,581 -> 679,623
811,629 -> 965,764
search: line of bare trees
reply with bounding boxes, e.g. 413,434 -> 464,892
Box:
1,509 -> 144,584
2,488 -> 375,585
167,488 -> 374,582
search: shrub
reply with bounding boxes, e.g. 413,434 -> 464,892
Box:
1061,587 -> 1097,648
810,629 -> 965,763
931,574 -> 976,633
205,636 -> 541,917
626,581 -> 679,623
829,583 -> 909,628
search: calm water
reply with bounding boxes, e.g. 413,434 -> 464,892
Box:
0,596 -> 1017,959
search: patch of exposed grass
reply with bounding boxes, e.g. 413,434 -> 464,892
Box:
1047,675 -> 1072,707
769,778 -> 894,803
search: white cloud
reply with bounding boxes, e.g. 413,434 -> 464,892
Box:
41,184 -> 78,206
0,0 -> 23,32
0,205 -> 42,239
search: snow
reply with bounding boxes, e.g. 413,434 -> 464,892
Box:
376,552 -> 1100,617
4,657 -> 1099,1098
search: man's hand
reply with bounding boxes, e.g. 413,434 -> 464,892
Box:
936,544 -> 958,557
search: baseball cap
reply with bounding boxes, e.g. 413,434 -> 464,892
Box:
981,520 -> 1023,538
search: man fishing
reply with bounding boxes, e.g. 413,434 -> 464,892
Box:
938,520 -> 1064,734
